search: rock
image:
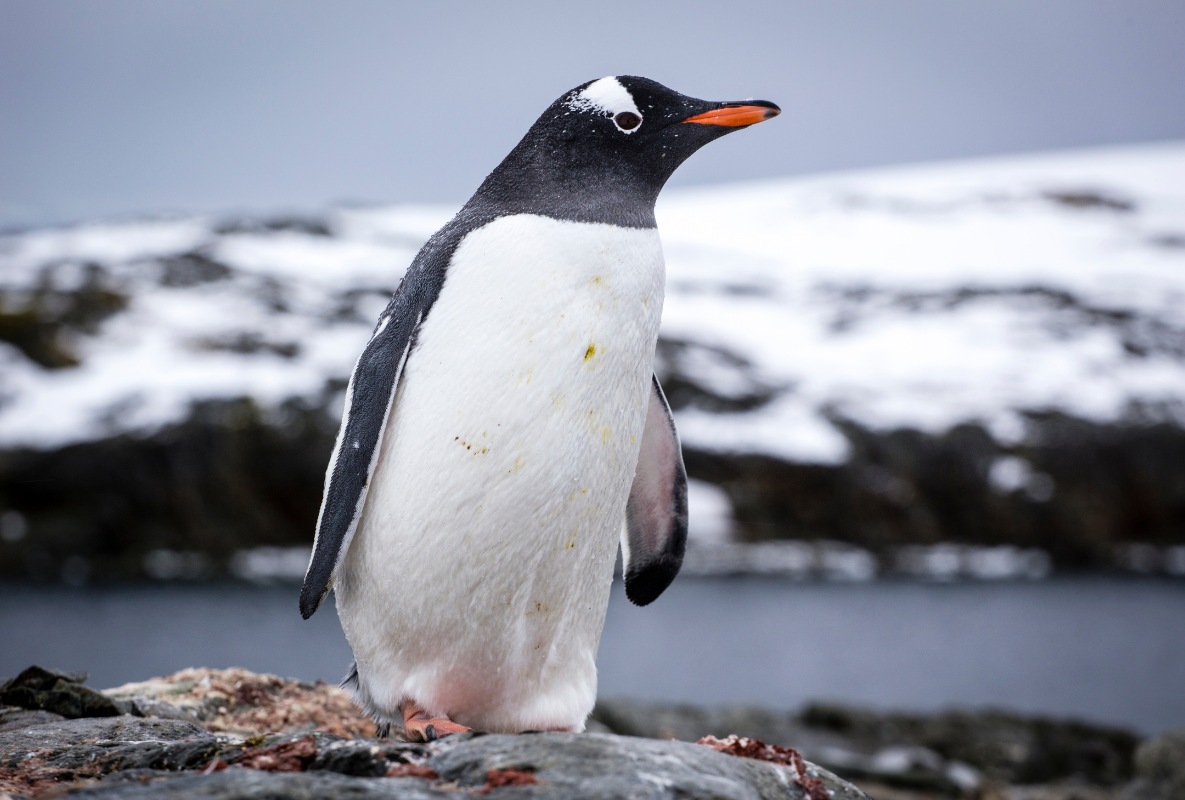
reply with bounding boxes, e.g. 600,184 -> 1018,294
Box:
0,397 -> 334,583
592,698 -> 852,758
0,665 -> 120,719
0,261 -> 128,369
685,416 -> 1185,573
63,770 -> 449,800
0,707 -> 65,733
7,388 -> 1185,584
104,667 -> 376,739
1120,727 -> 1185,800
0,716 -> 218,796
0,721 -> 870,799
0,666 -> 873,799
3,664 -> 1160,799
422,732 -> 867,800
595,697 -> 1141,795
799,701 -> 1139,786
594,698 -> 962,793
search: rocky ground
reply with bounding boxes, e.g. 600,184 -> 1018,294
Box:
0,665 -> 863,799
1,666 -> 1180,799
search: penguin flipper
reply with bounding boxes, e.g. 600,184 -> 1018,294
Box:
298,305 -> 420,620
622,374 -> 689,606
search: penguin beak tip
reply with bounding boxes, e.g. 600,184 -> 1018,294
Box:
681,101 -> 781,128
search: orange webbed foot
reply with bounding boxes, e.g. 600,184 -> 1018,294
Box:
401,701 -> 472,742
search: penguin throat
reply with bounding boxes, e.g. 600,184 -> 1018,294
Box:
471,155 -> 660,229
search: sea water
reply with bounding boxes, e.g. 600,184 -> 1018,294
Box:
2,576 -> 1182,735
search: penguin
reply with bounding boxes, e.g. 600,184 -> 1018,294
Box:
300,76 -> 779,741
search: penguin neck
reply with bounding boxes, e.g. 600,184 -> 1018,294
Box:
465,142 -> 661,229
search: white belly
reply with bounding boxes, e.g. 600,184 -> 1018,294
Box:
335,214 -> 665,732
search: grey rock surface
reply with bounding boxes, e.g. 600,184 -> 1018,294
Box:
0,716 -> 218,775
59,770 -> 453,800
593,697 -> 845,753
429,732 -> 864,800
0,718 -> 868,800
593,697 -> 1143,795
0,665 -> 1167,800
0,706 -> 65,733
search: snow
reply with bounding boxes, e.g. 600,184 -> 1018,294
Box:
988,456 -> 1055,502
2,142 -> 1184,463
4,218 -> 211,266
0,209 -> 435,447
141,549 -> 214,581
684,478 -> 733,544
230,546 -> 312,583
893,544 -> 1052,581
658,141 -> 1185,460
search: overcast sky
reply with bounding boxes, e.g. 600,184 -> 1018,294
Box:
2,0 -> 1183,229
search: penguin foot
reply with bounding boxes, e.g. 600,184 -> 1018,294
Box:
400,701 -> 471,742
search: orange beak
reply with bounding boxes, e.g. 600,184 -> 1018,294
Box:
682,102 -> 780,128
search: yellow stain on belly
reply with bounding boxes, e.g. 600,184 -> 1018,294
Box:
601,425 -> 612,446
583,343 -> 597,362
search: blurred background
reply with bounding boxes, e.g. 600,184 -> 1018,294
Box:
3,0 -> 1185,766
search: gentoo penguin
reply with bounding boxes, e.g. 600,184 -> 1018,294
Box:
300,76 -> 778,741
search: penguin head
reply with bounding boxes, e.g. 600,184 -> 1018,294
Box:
554,76 -> 779,170
471,76 -> 780,227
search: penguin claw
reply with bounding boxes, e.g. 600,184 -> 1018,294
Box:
400,702 -> 472,742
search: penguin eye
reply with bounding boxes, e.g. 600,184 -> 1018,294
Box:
613,111 -> 642,132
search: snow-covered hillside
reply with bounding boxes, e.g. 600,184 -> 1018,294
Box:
661,144 -> 1185,463
4,142 -> 1183,455
3,142 -> 1184,580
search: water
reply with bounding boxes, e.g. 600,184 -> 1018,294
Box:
2,577 -> 1182,735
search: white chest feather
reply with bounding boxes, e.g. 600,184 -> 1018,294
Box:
335,214 -> 665,732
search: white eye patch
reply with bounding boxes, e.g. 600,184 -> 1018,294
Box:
564,76 -> 644,134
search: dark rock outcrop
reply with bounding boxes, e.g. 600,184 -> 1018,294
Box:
4,397 -> 1185,582
0,397 -> 336,582
0,666 -> 120,720
685,414 -> 1185,569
